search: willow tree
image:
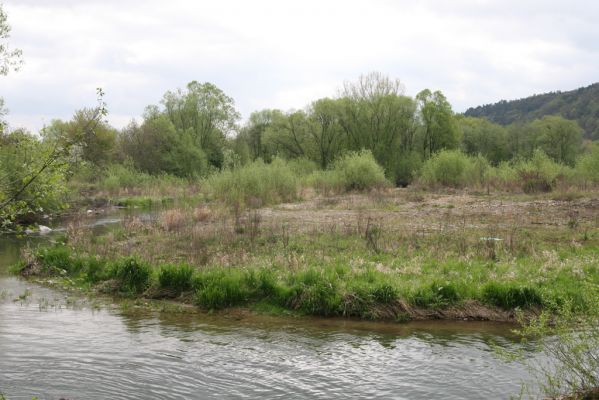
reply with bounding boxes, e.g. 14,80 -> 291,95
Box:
0,3 -> 22,132
337,72 -> 418,177
162,81 -> 240,168
416,89 -> 459,158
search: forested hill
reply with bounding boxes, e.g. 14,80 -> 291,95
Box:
464,83 -> 599,139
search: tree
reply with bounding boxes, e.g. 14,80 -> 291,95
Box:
237,109 -> 277,161
0,89 -> 108,224
458,116 -> 509,164
416,89 -> 459,158
42,110 -> 117,167
162,81 -> 240,168
529,116 -> 583,165
118,110 -> 207,177
263,110 -> 312,160
337,72 -> 418,179
0,3 -> 22,133
307,98 -> 344,168
0,4 -> 22,77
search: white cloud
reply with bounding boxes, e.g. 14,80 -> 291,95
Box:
1,0 -> 598,132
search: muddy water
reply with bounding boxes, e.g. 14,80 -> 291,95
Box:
0,212 -> 541,399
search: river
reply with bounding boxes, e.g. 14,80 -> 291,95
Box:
0,211 -> 542,399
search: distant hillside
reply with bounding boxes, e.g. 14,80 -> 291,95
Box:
465,83 -> 599,139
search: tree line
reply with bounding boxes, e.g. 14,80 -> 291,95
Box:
5,72 -> 586,185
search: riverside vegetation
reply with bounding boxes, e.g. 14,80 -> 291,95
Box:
13,150 -> 599,322
2,5 -> 599,399
3,78 -> 599,399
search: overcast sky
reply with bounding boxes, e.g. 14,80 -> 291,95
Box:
1,0 -> 598,132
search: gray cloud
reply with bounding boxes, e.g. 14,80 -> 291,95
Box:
1,0 -> 598,132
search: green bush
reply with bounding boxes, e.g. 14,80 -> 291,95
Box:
304,170 -> 345,195
96,163 -> 187,194
307,150 -> 388,194
391,151 -> 423,187
420,150 -> 485,188
158,263 -> 194,294
109,257 -> 152,294
482,282 -> 544,309
286,158 -> 319,177
207,158 -> 298,209
514,149 -> 566,193
333,150 -> 388,191
575,144 -> 599,185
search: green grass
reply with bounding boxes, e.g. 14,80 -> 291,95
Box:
15,238 -> 599,319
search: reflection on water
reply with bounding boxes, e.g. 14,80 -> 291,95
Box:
0,211 -> 540,400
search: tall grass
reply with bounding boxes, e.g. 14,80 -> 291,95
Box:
20,241 -> 599,318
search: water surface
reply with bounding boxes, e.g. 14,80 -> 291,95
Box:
0,212 -> 540,399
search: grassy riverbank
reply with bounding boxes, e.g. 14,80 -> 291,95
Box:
14,188 -> 599,321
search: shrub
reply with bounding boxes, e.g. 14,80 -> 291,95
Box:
307,150 -> 388,194
333,150 -> 388,191
109,257 -> 152,294
286,157 -> 319,177
482,282 -> 544,309
575,144 -> 599,186
97,163 -> 188,195
158,263 -> 194,293
420,150 -> 484,188
304,170 -> 345,195
206,158 -> 298,210
514,149 -> 565,193
391,151 -> 423,187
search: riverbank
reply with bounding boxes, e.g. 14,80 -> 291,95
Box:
12,189 -> 599,322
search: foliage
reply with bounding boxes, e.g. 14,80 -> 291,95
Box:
514,149 -> 566,193
527,116 -> 583,165
118,113 -> 208,178
206,158 -> 298,210
515,302 -> 599,399
465,82 -> 599,140
417,89 -> 460,158
307,150 -> 388,193
0,4 -> 22,76
575,143 -> 599,185
419,150 -> 488,188
458,116 -> 509,164
97,163 -> 186,193
0,130 -> 70,227
162,81 -> 240,169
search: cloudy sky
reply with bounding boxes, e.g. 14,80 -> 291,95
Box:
1,0 -> 598,132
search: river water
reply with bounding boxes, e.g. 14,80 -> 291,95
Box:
0,212 -> 542,399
